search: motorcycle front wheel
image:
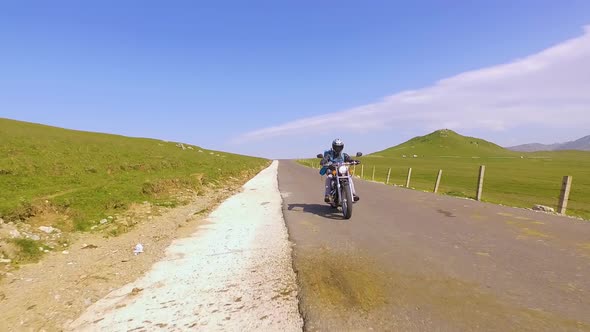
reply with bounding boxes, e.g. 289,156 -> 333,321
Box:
341,182 -> 353,219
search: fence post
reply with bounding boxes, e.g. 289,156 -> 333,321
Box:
406,168 -> 412,188
558,176 -> 573,215
361,164 -> 364,179
476,165 -> 485,201
386,168 -> 392,185
434,169 -> 443,193
372,166 -> 376,181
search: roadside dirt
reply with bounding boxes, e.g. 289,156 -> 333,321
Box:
0,188 -> 240,332
67,160 -> 302,331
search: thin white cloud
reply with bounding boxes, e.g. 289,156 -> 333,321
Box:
235,25 -> 590,143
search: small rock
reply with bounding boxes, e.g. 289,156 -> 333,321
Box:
62,251 -> 69,255
44,250 -> 49,253
81,244 -> 98,249
133,244 -> 144,255
0,218 -> 4,224
0,259 -> 11,264
30,235 -> 41,241
39,247 -> 44,252
9,230 -> 21,238
63,243 -> 68,247
107,216 -> 113,220
99,219 -> 108,224
533,205 -> 555,213
39,226 -> 56,234
90,226 -> 98,230
130,287 -> 143,295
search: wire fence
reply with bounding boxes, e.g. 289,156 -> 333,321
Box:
298,159 -> 583,219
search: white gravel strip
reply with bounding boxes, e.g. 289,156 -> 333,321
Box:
67,161 -> 303,331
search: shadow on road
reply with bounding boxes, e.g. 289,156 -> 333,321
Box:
287,203 -> 344,220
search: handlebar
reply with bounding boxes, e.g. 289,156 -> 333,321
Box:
323,160 -> 361,167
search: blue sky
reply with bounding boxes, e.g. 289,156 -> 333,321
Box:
1,1 -> 590,158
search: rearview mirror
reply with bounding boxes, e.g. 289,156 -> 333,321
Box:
316,154 -> 324,159
356,152 -> 363,157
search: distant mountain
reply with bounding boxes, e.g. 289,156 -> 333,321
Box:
559,135 -> 590,151
508,135 -> 590,152
506,143 -> 562,152
372,129 -> 516,157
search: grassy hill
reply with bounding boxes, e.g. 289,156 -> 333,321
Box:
300,129 -> 590,220
0,118 -> 269,231
373,129 -> 517,157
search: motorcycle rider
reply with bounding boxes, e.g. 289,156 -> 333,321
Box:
320,138 -> 360,203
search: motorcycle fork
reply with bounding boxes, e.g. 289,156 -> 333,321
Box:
335,174 -> 341,204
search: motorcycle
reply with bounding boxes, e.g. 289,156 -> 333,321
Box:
316,152 -> 362,219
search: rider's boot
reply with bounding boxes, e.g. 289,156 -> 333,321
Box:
353,194 -> 360,202
324,195 -> 331,203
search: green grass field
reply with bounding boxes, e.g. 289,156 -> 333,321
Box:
300,130 -> 590,220
0,118 -> 269,231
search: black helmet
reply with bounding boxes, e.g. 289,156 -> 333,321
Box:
332,138 -> 344,155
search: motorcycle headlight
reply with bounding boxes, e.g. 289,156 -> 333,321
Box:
338,165 -> 348,175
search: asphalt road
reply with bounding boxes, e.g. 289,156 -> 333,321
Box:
279,160 -> 590,331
